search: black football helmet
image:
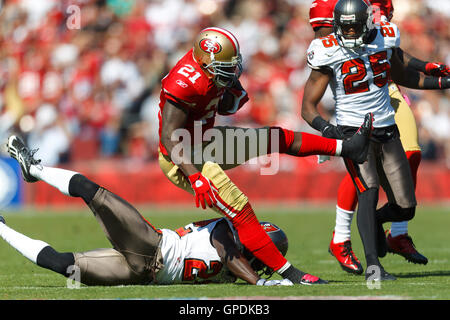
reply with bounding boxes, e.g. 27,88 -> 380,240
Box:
243,222 -> 289,279
333,0 -> 375,48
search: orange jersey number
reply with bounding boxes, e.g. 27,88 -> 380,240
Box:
380,21 -> 395,37
183,259 -> 223,281
322,34 -> 339,48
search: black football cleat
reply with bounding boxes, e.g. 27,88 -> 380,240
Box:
386,231 -> 428,265
342,112 -> 373,164
365,265 -> 397,281
365,264 -> 396,281
281,265 -> 328,285
6,135 -> 41,183
0,215 -> 5,224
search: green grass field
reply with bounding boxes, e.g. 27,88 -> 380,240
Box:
0,205 -> 449,300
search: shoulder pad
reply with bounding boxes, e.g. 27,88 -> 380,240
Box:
306,35 -> 339,70
162,70 -> 200,109
378,21 -> 400,48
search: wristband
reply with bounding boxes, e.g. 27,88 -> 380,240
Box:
311,116 -> 330,132
440,77 -> 450,89
423,77 -> 445,89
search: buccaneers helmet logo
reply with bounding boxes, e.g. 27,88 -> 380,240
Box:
261,223 -> 279,233
199,38 -> 222,54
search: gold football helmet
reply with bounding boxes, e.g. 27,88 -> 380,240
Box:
193,27 -> 243,88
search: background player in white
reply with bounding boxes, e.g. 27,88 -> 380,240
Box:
1,135 -> 294,286
301,0 -> 450,280
309,0 -> 449,275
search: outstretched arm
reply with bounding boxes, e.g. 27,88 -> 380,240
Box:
397,48 -> 450,77
390,48 -> 450,90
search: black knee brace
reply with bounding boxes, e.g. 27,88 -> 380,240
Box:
400,206 -> 415,221
68,174 -> 100,204
377,203 -> 415,223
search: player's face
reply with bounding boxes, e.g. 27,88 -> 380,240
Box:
341,23 -> 363,39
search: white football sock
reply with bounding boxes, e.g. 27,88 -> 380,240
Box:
335,140 -> 343,156
0,222 -> 49,264
390,221 -> 408,237
30,165 -> 78,196
333,205 -> 354,243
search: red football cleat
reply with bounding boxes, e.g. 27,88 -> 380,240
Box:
386,231 -> 428,265
300,273 -> 328,285
329,232 -> 363,275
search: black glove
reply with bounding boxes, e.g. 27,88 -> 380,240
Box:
312,116 -> 344,139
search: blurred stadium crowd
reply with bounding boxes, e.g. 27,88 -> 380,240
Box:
0,0 -> 448,167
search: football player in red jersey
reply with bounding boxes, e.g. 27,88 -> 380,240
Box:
308,0 -> 450,274
157,27 -> 374,285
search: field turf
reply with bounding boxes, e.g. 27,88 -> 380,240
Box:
0,205 -> 449,301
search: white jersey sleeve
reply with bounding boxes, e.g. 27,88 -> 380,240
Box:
378,21 -> 400,48
306,35 -> 341,72
153,218 -> 236,285
306,24 -> 401,128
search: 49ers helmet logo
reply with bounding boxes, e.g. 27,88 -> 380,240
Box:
199,38 -> 222,54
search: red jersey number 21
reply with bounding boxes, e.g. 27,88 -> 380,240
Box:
178,64 -> 202,84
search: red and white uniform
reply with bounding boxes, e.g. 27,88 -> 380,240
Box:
158,49 -> 225,156
306,22 -> 401,128
154,218 -> 237,284
309,0 -> 394,30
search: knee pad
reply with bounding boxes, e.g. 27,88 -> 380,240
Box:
68,174 -> 100,204
400,206 -> 415,221
378,202 -> 415,223
36,246 -> 75,277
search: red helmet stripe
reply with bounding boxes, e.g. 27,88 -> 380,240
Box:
201,27 -> 240,55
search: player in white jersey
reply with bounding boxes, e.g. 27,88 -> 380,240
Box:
301,0 -> 449,281
0,135 -> 299,286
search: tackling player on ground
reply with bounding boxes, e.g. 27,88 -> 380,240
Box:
302,0 -> 449,280
157,27 -> 374,285
308,0 -> 450,274
1,135 -> 293,286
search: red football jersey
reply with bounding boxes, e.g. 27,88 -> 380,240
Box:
158,49 -> 225,156
309,0 -> 394,29
309,0 -> 338,30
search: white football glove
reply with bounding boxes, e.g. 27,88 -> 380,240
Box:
256,278 -> 294,286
